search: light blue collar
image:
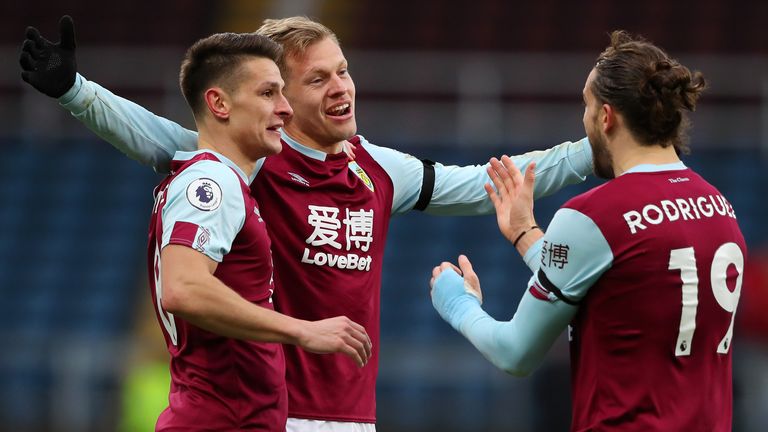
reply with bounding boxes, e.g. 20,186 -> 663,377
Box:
280,130 -> 356,161
281,130 -> 329,161
623,161 -> 687,175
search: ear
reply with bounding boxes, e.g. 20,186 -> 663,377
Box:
600,103 -> 616,134
204,87 -> 230,120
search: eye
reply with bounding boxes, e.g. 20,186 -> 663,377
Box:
309,77 -> 323,85
339,68 -> 348,76
262,89 -> 274,97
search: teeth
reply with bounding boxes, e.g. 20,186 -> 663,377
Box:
328,103 -> 349,115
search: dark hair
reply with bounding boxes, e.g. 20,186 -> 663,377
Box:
592,30 -> 706,154
179,32 -> 282,116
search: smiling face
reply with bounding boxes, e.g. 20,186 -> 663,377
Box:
582,68 -> 615,179
227,57 -> 293,159
281,37 -> 356,152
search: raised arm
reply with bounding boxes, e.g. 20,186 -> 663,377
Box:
361,135 -> 593,216
429,158 -> 611,375
20,15 -> 197,173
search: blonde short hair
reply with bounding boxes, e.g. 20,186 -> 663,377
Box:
256,16 -> 339,72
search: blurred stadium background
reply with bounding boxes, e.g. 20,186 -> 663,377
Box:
1,1 -> 767,431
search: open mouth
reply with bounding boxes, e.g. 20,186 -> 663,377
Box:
325,103 -> 351,117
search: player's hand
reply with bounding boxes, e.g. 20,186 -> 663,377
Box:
485,156 -> 537,243
297,316 -> 372,367
19,15 -> 77,98
430,255 -> 483,327
343,140 -> 357,160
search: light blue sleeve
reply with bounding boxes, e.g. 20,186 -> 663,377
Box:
531,208 -> 613,301
363,136 -> 593,216
431,208 -> 612,376
58,74 -> 198,173
161,161 -> 246,262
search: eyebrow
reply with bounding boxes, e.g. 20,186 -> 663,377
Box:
260,81 -> 283,90
305,60 -> 348,76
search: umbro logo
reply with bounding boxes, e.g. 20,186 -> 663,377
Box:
288,172 -> 310,187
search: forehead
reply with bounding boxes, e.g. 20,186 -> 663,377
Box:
286,37 -> 346,76
583,68 -> 598,96
240,57 -> 284,86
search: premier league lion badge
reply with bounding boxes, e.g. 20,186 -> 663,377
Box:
186,178 -> 223,211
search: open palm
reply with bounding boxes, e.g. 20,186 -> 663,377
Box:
484,156 -> 536,243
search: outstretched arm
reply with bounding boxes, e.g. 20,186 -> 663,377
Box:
20,15 -> 197,173
426,138 -> 593,215
361,136 -> 593,216
59,75 -> 198,172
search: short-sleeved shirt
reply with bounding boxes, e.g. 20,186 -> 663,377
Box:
529,164 -> 746,431
147,150 -> 286,431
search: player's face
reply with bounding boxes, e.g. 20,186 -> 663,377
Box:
229,57 -> 293,159
582,68 -> 615,179
282,37 -> 356,152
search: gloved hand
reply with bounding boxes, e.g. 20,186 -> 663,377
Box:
19,15 -> 77,98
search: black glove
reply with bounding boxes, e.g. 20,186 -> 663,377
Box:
19,15 -> 77,98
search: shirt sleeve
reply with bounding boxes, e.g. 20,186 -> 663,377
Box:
435,207 -> 613,376
530,208 -> 613,302
362,136 -> 594,216
161,161 -> 246,262
58,73 -> 198,173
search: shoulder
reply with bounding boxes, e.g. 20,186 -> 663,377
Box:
356,134 -> 419,163
173,159 -> 242,187
168,159 -> 245,208
563,182 -> 608,210
562,177 -> 635,213
549,207 -> 604,240
356,134 -> 398,155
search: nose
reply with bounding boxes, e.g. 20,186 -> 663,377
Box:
276,93 -> 293,120
328,73 -> 348,97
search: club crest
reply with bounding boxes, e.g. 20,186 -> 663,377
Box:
348,161 -> 374,192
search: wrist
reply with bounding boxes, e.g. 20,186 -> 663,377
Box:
433,270 -> 479,328
444,293 -> 481,332
513,224 -> 544,258
282,317 -> 308,347
512,224 -> 540,248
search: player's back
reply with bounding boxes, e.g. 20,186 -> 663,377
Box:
565,167 -> 745,431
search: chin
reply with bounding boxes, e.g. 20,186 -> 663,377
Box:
269,142 -> 283,155
264,138 -> 282,155
336,123 -> 358,141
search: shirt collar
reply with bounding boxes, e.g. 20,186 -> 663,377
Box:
622,161 -> 687,175
173,150 -> 249,183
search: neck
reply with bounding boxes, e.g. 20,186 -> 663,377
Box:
609,129 -> 681,177
197,129 -> 256,178
283,125 -> 345,154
